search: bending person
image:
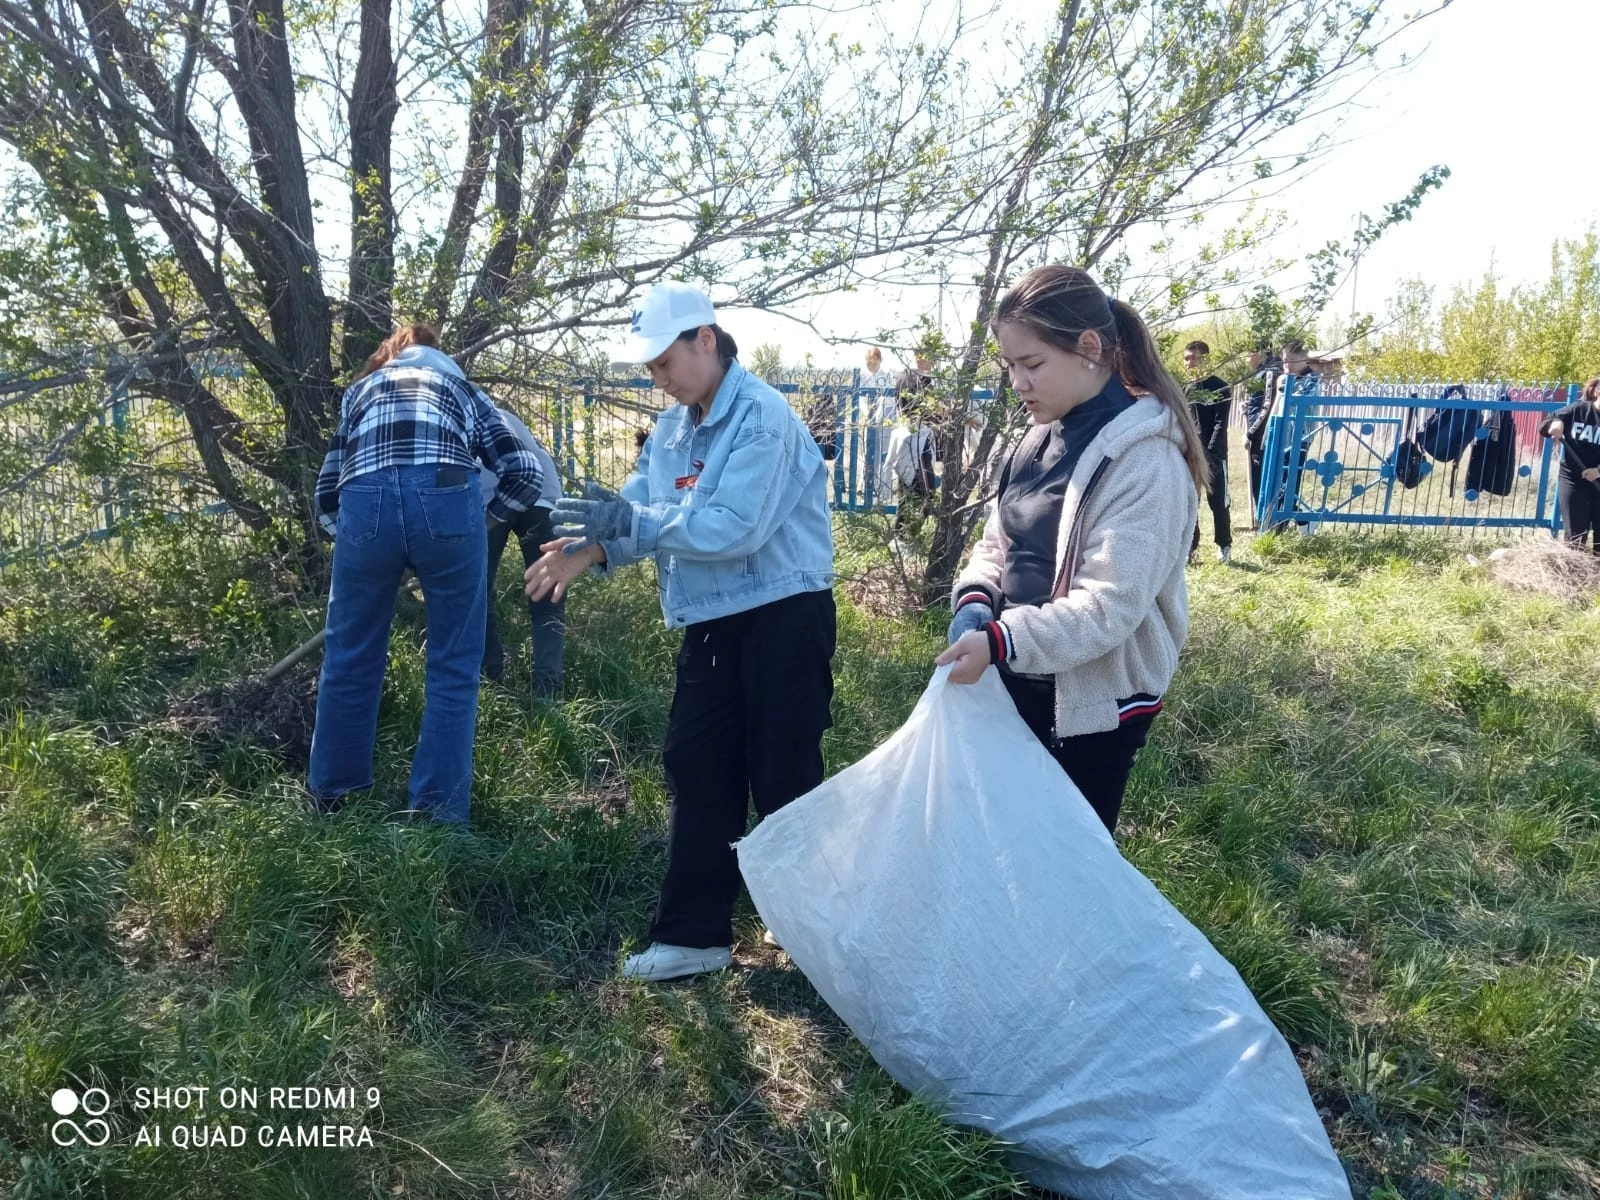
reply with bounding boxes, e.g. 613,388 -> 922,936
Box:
310,325 -> 542,824
525,282 -> 836,981
936,267 -> 1204,834
478,404 -> 566,699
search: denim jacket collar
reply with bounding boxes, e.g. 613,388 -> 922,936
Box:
664,361 -> 748,452
699,361 -> 748,429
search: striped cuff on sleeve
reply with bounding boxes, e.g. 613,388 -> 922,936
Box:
982,619 -> 1013,665
955,586 -> 995,612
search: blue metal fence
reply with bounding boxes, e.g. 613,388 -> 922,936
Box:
32,366 -> 1575,562
561,373 -> 1001,513
2,367 -> 1001,565
1256,380 -> 1574,534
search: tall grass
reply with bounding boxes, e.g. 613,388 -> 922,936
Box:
0,521 -> 1597,1198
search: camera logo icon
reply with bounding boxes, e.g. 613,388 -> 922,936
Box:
49,1087 -> 112,1147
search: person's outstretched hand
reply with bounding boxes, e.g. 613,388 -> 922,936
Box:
551,482 -> 634,552
525,538 -> 599,603
935,629 -> 993,685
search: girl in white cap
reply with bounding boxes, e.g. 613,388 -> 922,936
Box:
525,281 -> 837,981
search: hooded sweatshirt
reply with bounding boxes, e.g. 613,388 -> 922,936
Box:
953,396 -> 1199,738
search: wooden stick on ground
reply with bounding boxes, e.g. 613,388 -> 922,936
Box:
262,578 -> 417,683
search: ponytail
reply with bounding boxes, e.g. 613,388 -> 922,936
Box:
1106,298 -> 1209,495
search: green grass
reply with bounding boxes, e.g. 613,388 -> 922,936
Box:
1,518 -> 1598,1198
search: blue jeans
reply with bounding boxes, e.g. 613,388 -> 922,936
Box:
309,465 -> 488,823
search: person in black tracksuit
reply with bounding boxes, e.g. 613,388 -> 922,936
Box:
1540,376 -> 1600,552
1183,340 -> 1232,562
1240,345 -> 1280,526
892,355 -> 939,533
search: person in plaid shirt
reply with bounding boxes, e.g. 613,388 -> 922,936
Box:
309,324 -> 541,825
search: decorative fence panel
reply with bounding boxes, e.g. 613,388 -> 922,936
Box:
1256,381 -> 1573,534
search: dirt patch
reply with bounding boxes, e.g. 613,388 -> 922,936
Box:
159,668 -> 319,768
840,561 -> 923,620
1484,542 -> 1600,605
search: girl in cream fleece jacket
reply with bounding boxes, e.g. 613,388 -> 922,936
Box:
937,267 -> 1206,833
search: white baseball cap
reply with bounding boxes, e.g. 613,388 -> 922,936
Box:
625,282 -> 717,363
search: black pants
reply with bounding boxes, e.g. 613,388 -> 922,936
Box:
1558,476 -> 1600,552
1246,424 -> 1267,523
1192,451 -> 1232,552
650,589 -> 838,948
1000,672 -> 1154,835
484,507 -> 566,696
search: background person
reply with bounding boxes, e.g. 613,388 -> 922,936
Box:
1183,339 -> 1232,563
887,346 -> 938,538
478,404 -> 566,699
1240,343 -> 1280,526
1262,341 -> 1319,533
936,266 -> 1205,834
310,325 -> 542,824
1541,377 -> 1600,552
524,282 -> 836,981
860,346 -> 899,506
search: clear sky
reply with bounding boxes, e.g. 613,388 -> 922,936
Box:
710,0 -> 1599,369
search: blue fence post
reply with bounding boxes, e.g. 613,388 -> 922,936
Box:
1256,400 -> 1281,530
843,370 -> 858,511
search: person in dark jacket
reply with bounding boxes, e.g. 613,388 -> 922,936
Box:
477,405 -> 566,700
1240,343 -> 1280,527
1184,340 -> 1232,563
890,348 -> 938,535
1541,376 -> 1600,552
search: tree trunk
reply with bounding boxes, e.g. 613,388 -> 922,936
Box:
343,0 -> 397,376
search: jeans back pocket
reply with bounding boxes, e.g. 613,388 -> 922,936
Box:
337,485 -> 383,545
417,484 -> 475,543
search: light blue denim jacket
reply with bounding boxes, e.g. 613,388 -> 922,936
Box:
598,361 -> 835,627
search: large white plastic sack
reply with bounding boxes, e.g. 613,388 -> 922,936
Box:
737,667 -> 1351,1200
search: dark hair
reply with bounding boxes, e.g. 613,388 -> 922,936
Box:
994,266 -> 1208,494
675,324 -> 738,367
1584,377 -> 1600,404
1184,340 -> 1210,356
361,324 -> 440,379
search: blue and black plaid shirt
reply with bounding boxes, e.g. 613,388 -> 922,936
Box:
314,345 -> 541,534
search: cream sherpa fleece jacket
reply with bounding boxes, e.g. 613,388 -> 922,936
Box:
952,396 -> 1199,737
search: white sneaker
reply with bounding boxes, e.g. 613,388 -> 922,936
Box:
761,929 -> 782,949
620,942 -> 732,981
1218,545 -> 1232,564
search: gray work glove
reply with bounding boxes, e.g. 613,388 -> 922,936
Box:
551,481 -> 634,554
947,600 -> 994,645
